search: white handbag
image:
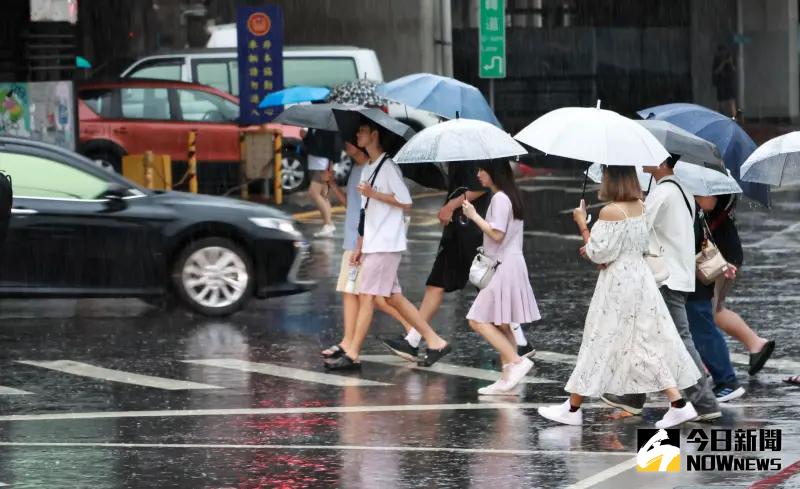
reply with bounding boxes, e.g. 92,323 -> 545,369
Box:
469,247 -> 501,289
645,233 -> 670,285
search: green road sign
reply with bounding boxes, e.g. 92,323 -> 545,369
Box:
479,0 -> 506,79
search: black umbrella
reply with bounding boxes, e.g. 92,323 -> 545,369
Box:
332,107 -> 415,149
272,103 -> 358,131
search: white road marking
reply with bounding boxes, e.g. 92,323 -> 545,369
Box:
181,358 -> 391,387
745,221 -> 800,249
564,457 -> 638,489
359,354 -> 557,384
0,386 -> 33,395
0,441 -> 632,458
0,400 -> 777,423
729,352 -> 800,372
531,350 -> 578,365
17,360 -> 222,391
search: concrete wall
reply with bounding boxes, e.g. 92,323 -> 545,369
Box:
740,0 -> 799,120
205,0 -> 448,80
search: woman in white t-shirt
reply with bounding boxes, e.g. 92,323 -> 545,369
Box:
304,128 -> 342,238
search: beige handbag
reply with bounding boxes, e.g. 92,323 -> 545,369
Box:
696,219 -> 729,285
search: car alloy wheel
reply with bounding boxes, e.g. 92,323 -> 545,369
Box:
181,245 -> 249,309
282,155 -> 306,192
333,151 -> 353,185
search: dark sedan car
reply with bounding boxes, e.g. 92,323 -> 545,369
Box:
0,137 -> 312,316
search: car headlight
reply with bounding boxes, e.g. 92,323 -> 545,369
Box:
249,217 -> 300,236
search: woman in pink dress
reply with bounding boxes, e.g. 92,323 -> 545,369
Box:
462,161 -> 541,395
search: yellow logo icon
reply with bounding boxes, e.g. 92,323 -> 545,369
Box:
637,429 -> 681,472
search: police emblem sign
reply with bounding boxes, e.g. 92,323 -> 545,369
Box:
237,5 -> 284,124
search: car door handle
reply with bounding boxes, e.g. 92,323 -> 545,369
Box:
11,207 -> 38,215
113,127 -> 128,134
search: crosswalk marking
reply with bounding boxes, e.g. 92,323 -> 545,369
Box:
359,355 -> 558,384
181,359 -> 392,387
17,360 -> 223,391
0,386 -> 33,395
530,351 -> 578,365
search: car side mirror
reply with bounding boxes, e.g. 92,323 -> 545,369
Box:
101,183 -> 129,210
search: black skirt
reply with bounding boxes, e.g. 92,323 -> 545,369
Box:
426,220 -> 483,292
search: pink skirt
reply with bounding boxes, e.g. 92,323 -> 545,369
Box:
467,253 -> 540,325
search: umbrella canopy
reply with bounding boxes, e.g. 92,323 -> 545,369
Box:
258,86 -> 329,109
636,120 -> 725,171
75,56 -> 92,69
637,103 -> 768,206
327,79 -> 387,106
272,102 -> 359,131
740,131 -> 800,186
587,162 -> 742,196
332,107 -> 415,152
394,118 -> 526,164
376,73 -> 501,127
514,105 -> 669,166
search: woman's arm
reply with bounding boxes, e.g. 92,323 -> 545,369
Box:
357,182 -> 412,210
462,200 -> 505,242
438,190 -> 486,225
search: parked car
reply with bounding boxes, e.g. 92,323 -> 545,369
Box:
77,79 -> 307,194
0,136 -> 312,316
120,45 -> 440,185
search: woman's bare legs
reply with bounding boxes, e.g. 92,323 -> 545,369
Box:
715,308 -> 768,353
375,296 -> 414,334
469,320 -> 520,366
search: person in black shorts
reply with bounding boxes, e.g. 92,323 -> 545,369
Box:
381,162 -> 534,361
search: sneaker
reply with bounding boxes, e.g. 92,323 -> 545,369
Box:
381,336 -> 419,362
538,400 -> 583,426
504,357 -> 534,388
477,380 -> 519,396
417,344 -> 452,367
714,384 -> 745,402
694,410 -> 723,422
749,340 -> 775,376
600,393 -> 645,415
656,402 -> 698,429
517,343 -> 536,359
313,224 -> 336,238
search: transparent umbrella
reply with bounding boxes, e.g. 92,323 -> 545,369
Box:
587,162 -> 742,196
740,131 -> 800,186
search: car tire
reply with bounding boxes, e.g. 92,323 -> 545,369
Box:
82,144 -> 124,174
281,150 -> 308,194
333,150 -> 353,186
171,237 -> 254,317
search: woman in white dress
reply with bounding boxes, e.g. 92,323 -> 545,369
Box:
537,165 -> 701,428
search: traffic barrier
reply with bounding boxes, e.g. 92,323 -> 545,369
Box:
121,153 -> 172,190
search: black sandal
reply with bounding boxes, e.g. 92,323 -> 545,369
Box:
324,354 -> 361,371
417,344 -> 452,367
783,375 -> 800,386
748,340 -> 775,376
321,344 -> 344,358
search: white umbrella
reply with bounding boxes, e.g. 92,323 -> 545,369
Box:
394,118 -> 527,164
740,131 -> 800,186
587,162 -> 742,196
514,104 -> 669,166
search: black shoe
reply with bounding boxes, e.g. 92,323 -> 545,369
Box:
324,355 -> 361,371
749,340 -> 775,376
517,343 -> 536,359
417,344 -> 452,367
600,393 -> 646,415
713,383 -> 745,402
381,336 -> 419,362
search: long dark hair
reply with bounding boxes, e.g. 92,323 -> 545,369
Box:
478,160 -> 525,220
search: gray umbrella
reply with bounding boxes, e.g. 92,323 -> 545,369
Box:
637,120 -> 726,172
272,103 -> 359,131
332,107 -> 416,149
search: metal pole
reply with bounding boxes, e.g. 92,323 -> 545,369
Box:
187,130 -> 198,194
273,131 -> 283,205
143,150 -> 154,190
489,78 -> 495,110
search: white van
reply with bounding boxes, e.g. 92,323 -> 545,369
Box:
121,44 -> 438,189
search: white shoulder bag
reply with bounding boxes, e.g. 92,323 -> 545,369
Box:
469,247 -> 501,289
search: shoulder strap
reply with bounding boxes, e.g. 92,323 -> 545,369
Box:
608,202 -> 630,219
364,154 -> 390,210
660,179 -> 692,217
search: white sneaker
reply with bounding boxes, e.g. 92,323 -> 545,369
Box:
504,357 -> 533,388
477,380 -> 518,396
655,402 -> 698,429
313,224 -> 336,238
537,400 -> 583,426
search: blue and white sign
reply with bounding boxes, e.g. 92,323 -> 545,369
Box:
237,5 -> 284,124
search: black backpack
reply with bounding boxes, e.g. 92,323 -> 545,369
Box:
0,171 -> 11,244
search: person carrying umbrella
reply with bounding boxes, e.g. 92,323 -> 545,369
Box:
303,127 -> 343,238
324,114 -> 451,370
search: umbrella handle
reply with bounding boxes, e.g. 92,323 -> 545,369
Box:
581,171 -> 588,199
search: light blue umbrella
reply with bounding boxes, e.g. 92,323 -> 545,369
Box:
75,56 -> 92,69
637,103 -> 769,206
258,86 -> 330,109
376,73 -> 501,127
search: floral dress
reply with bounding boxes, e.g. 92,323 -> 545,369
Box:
564,205 -> 701,396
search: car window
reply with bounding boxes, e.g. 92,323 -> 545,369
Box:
120,88 -> 170,120
285,58 -> 358,88
128,60 -> 182,80
228,61 -> 239,96
196,60 -> 232,94
79,89 -> 113,117
177,89 -> 238,122
0,152 -> 108,200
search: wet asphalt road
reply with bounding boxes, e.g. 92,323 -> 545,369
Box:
0,174 -> 799,488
